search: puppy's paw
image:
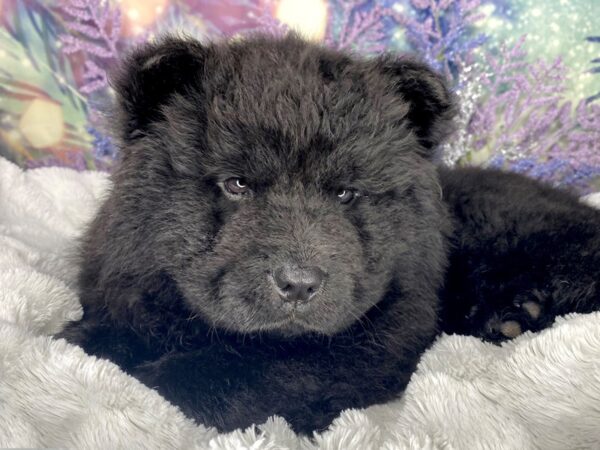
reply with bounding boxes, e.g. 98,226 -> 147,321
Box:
484,317 -> 521,340
483,289 -> 548,342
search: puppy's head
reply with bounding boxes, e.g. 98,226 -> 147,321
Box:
110,34 -> 454,336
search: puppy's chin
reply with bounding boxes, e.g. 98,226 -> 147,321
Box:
201,298 -> 354,337
212,309 -> 343,337
259,317 -> 333,337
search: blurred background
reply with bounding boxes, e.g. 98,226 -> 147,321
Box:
0,0 -> 598,191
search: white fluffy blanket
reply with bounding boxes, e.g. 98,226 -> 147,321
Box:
1,156 -> 600,449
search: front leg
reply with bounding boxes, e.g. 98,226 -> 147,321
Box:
58,314 -> 159,372
132,340 -> 416,434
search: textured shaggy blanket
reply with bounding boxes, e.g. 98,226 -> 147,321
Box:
1,156 -> 600,449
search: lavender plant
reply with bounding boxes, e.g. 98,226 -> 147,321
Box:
396,0 -> 486,80
469,37 -> 600,191
60,0 -> 121,94
468,37 -> 568,160
325,0 -> 398,54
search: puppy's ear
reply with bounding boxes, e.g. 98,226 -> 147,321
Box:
380,57 -> 456,153
113,36 -> 206,141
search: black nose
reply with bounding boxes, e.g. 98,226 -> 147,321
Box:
273,266 -> 325,303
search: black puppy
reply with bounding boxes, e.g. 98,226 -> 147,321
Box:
60,34 -> 600,434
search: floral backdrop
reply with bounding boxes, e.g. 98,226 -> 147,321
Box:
1,0 -> 599,191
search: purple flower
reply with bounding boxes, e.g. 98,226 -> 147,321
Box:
87,126 -> 117,161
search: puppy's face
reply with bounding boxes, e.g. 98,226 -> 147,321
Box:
113,35 -> 454,336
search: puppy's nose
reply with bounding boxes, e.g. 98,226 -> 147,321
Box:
273,266 -> 324,302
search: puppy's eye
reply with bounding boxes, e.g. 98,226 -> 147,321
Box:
336,188 -> 358,205
223,177 -> 250,196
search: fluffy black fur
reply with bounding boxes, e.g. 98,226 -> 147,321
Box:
59,34 -> 600,434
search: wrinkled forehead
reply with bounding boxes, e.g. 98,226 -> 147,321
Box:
198,46 -> 414,191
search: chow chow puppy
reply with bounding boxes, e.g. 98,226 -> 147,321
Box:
59,34 -> 600,434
